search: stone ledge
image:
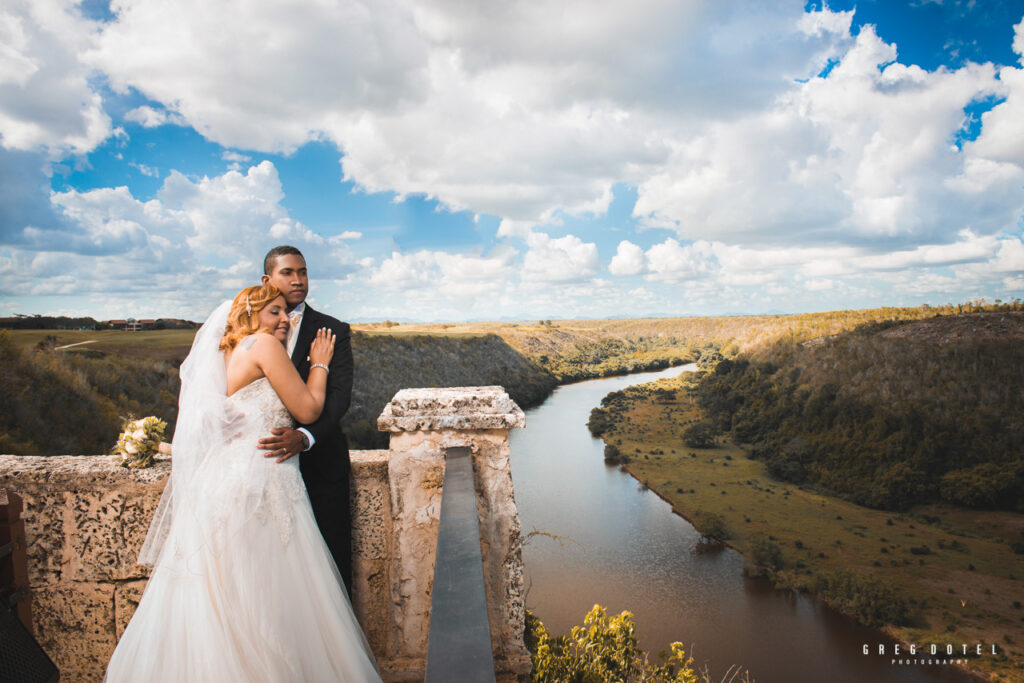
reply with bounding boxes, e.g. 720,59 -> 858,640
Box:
378,386 -> 526,432
0,454 -> 171,485
0,450 -> 391,483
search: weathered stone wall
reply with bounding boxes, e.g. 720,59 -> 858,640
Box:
0,450 -> 392,682
0,385 -> 531,683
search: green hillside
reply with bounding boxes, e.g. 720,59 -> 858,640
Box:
697,311 -> 1024,511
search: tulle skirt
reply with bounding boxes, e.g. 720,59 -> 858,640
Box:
105,479 -> 381,682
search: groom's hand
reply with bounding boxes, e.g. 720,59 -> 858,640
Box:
258,428 -> 303,463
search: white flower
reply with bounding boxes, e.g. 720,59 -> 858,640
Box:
132,429 -> 147,441
125,442 -> 138,455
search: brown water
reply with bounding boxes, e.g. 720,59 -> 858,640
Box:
509,365 -> 977,683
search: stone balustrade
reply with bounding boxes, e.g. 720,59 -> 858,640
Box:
0,386 -> 530,683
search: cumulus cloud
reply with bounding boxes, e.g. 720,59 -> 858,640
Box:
365,248 -> 516,313
635,24 -> 1020,247
4,1 -> 1023,319
607,231 -> 1022,292
81,1 -> 859,228
967,19 -> 1024,165
13,2 -> 1024,251
1,160 -> 357,315
0,0 -> 111,154
522,232 -> 600,283
88,0 -> 430,153
608,240 -> 646,276
644,238 -> 718,282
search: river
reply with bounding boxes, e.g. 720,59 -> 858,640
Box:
508,364 -> 975,683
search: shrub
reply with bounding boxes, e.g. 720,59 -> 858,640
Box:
527,606 -> 698,683
690,510 -> 729,542
588,407 -> 614,437
939,463 -> 1024,509
747,533 -> 784,577
682,421 -> 717,449
810,570 -> 910,628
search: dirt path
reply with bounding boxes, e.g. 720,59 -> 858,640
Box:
54,340 -> 97,350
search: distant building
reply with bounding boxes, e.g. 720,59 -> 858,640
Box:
98,317 -> 198,330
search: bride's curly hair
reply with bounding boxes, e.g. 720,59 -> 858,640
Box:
219,283 -> 285,351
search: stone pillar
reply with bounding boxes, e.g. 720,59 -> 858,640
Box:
377,386 -> 530,682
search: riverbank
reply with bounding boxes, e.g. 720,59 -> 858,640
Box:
593,371 -> 1024,683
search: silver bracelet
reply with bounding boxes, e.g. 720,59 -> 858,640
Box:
310,363 -> 330,374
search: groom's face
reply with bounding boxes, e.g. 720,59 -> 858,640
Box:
262,254 -> 308,311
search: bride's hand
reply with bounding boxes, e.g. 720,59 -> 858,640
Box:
308,327 -> 335,367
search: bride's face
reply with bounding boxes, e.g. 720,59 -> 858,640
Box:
258,295 -> 290,344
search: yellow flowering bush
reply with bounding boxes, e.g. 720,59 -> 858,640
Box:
112,415 -> 167,468
528,604 -> 698,683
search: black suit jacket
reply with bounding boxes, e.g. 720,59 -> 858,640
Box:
290,304 -> 353,491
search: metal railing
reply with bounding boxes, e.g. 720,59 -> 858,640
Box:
424,447 -> 497,683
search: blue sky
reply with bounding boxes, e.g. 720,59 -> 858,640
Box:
2,0 -> 1023,322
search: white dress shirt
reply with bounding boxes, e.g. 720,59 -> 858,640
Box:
286,302 -> 315,452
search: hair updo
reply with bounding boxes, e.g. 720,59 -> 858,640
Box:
219,283 -> 285,351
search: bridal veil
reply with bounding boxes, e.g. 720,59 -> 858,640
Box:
138,299 -> 271,568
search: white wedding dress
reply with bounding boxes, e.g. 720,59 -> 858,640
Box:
105,377 -> 381,682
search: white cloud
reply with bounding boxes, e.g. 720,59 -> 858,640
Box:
644,238 -> 718,282
851,231 -> 998,271
608,240 -> 646,276
4,1 -> 1024,319
1014,16 -> 1024,65
603,231 -> 1019,297
634,24 -> 1017,246
124,105 -> 186,128
89,0 -> 430,153
365,248 -> 516,311
522,232 -> 599,282
803,278 -> 834,291
967,62 -> 1024,164
129,161 -> 158,177
222,151 -> 251,163
2,160 -> 359,316
991,236 -> 1024,272
0,0 -> 111,154
82,1 -> 858,228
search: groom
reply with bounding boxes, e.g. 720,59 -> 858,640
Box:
257,245 -> 355,592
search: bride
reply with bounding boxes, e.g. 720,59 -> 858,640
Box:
106,284 -> 381,682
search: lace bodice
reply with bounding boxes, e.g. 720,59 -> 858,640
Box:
219,377 -> 305,547
227,376 -> 294,432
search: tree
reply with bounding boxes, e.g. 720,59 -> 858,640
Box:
747,534 -> 784,577
682,421 -> 717,449
690,510 -> 729,542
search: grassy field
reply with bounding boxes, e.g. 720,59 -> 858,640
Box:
7,329 -> 197,360
599,372 -> 1024,682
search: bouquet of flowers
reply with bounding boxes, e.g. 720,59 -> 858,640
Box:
113,416 -> 167,468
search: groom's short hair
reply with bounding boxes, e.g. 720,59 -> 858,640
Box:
264,245 -> 305,275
